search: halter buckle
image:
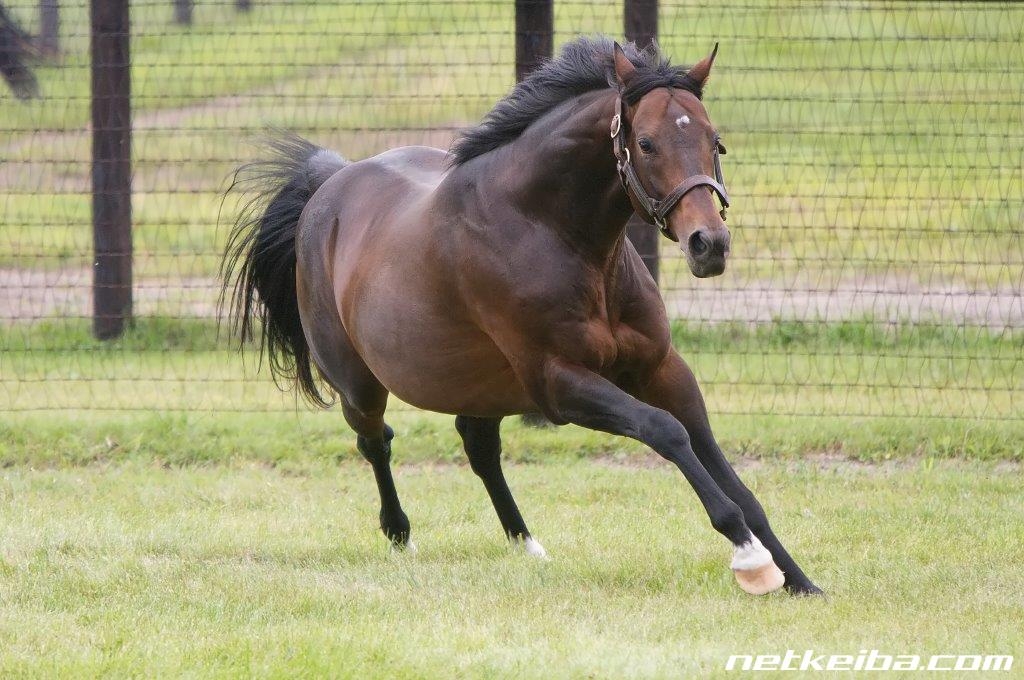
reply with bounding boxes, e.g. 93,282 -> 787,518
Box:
610,114 -> 621,138
655,216 -> 675,241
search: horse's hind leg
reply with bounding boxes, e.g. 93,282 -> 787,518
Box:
341,398 -> 413,550
455,416 -> 546,558
301,301 -> 413,550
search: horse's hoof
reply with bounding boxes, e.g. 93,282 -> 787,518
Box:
786,581 -> 825,597
730,535 -> 784,595
513,535 -> 550,560
734,561 -> 786,595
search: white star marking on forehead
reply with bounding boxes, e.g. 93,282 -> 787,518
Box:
676,114 -> 690,128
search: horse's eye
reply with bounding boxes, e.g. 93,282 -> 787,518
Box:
717,141 -> 727,155
638,138 -> 654,154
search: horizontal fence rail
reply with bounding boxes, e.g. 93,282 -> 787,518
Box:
1,0 -> 1021,423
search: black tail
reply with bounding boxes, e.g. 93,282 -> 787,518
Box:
221,132 -> 347,407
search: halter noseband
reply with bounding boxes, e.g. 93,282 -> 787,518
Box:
610,95 -> 730,242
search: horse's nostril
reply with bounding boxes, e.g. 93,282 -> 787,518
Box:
688,230 -> 711,257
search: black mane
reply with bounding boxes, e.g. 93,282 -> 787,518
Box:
449,36 -> 702,165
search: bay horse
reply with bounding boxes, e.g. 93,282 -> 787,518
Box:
223,37 -> 821,595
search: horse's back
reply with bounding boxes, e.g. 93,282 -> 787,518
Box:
363,145 -> 449,188
295,144 -> 534,415
297,145 -> 448,269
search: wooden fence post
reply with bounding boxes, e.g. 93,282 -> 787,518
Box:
173,0 -> 192,26
90,0 -> 132,340
515,0 -> 555,428
514,0 -> 552,83
624,0 -> 660,284
38,0 -> 59,57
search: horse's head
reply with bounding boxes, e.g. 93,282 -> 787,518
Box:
612,44 -> 730,278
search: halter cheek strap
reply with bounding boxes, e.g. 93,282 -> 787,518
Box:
610,96 -> 730,242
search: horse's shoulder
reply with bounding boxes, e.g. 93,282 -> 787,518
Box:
608,243 -> 672,353
612,240 -> 666,312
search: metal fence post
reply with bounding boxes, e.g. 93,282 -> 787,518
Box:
90,0 -> 132,340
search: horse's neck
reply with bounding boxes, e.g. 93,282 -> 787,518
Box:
502,90 -> 634,261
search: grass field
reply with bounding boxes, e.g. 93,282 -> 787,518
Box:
1,316 -> 1021,675
0,457 -> 1021,677
1,2 -> 1022,675
1,317 -> 1021,461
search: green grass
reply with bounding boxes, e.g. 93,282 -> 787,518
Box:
1,3 -> 1021,674
1,317 -> 1021,461
0,458 -> 1021,677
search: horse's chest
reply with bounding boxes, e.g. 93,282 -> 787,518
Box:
611,321 -> 669,381
575,317 -> 668,385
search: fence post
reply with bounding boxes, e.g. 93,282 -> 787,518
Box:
236,0 -> 252,12
624,0 -> 660,284
515,0 -> 554,428
173,0 -> 192,26
90,0 -> 132,340
514,0 -> 552,82
38,0 -> 59,57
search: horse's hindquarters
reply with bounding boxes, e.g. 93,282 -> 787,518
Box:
341,265 -> 535,416
295,148 -> 535,417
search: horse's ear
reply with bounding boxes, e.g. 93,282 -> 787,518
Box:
612,42 -> 637,90
686,42 -> 719,89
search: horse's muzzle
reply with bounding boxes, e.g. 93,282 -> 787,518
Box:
686,228 -> 731,278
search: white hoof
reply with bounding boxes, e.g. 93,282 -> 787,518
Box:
734,561 -> 786,595
731,536 -> 785,595
514,536 -> 550,560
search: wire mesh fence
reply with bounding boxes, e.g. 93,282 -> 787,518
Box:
1,0 -> 1021,420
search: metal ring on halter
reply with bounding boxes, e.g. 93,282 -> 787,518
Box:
655,215 -> 670,238
610,114 -> 621,138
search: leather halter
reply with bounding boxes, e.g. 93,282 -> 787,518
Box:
610,95 -> 729,241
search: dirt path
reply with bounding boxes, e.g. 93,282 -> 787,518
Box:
664,272 -> 1023,329
3,267 -> 1020,329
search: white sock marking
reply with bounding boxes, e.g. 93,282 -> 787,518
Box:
390,539 -> 417,555
513,536 -> 549,560
730,535 -> 772,571
524,537 -> 547,558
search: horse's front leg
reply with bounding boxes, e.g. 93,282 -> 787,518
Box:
642,350 -> 823,595
539,359 -> 786,595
